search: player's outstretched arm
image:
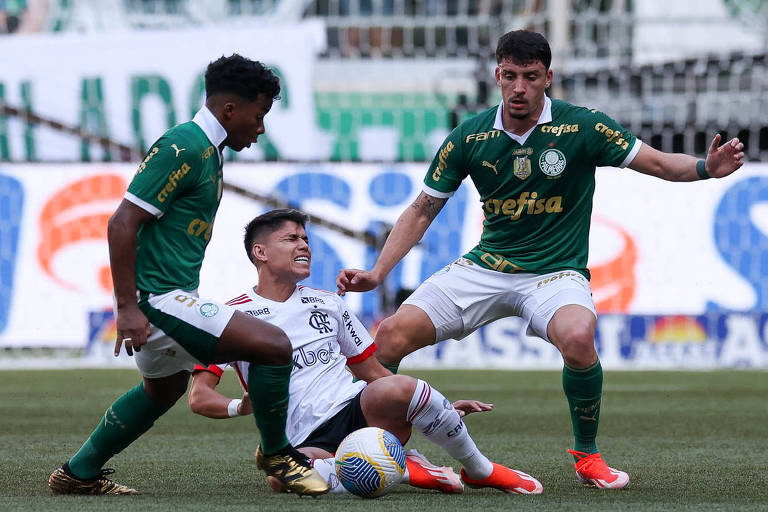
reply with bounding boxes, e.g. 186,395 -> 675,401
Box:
337,191 -> 447,295
628,134 -> 744,181
108,200 -> 155,356
189,370 -> 252,419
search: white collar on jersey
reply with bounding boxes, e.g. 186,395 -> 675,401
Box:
493,94 -> 552,145
192,106 -> 227,163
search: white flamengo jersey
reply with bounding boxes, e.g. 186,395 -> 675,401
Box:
195,285 -> 376,445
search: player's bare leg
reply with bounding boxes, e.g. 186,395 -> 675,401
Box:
374,305 -> 436,373
548,304 -> 629,489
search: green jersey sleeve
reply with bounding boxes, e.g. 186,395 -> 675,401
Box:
127,137 -> 200,216
423,126 -> 467,195
584,109 -> 638,168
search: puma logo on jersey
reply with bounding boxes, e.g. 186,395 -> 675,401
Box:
482,159 -> 500,175
171,144 -> 186,157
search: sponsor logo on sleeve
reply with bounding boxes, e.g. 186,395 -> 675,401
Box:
341,310 -> 363,346
431,141 -> 455,182
594,122 -> 630,150
157,163 -> 192,202
137,147 -> 159,174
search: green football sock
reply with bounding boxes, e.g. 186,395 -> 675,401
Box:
248,362 -> 292,455
68,382 -> 171,479
563,359 -> 603,459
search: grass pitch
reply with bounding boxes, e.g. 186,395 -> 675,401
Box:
1,369 -> 766,511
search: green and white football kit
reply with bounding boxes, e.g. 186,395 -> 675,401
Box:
124,107 -> 236,378
404,96 -> 641,342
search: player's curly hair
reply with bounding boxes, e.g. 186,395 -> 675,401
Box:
496,30 -> 552,69
205,54 -> 281,101
243,209 -> 309,264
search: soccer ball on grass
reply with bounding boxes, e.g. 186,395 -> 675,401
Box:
334,427 -> 406,498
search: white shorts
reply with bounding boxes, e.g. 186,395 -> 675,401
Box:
402,258 -> 596,343
130,289 -> 236,378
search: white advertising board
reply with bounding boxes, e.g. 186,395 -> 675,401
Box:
0,162 -> 766,368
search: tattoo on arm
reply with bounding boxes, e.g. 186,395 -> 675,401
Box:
410,192 -> 448,221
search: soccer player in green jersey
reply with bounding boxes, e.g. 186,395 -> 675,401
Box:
337,30 -> 745,491
48,55 -> 329,497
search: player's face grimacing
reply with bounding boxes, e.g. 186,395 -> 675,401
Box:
261,220 -> 311,282
222,93 -> 273,151
495,58 -> 552,121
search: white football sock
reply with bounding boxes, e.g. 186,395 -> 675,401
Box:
312,458 -> 347,494
406,379 -> 493,479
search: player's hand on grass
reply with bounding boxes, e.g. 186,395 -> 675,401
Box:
452,400 -> 493,418
114,304 -> 151,356
238,392 -> 253,416
704,134 -> 745,178
336,268 -> 381,295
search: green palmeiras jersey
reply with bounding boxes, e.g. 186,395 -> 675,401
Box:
424,96 -> 641,280
124,108 -> 225,294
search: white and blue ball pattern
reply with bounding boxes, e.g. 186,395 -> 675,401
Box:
335,427 -> 406,498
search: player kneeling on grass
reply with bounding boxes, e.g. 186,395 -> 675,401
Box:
189,209 -> 543,495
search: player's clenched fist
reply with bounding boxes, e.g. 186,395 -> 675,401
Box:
336,268 -> 381,295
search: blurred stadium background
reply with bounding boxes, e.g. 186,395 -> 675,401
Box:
0,0 -> 767,370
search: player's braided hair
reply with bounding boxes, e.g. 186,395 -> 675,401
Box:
205,54 -> 281,101
495,30 -> 552,69
243,209 -> 309,264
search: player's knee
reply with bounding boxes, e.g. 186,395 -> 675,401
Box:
556,324 -> 596,365
384,375 -> 417,406
375,317 -> 415,361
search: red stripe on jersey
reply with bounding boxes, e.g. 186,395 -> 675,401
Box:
407,382 -> 431,423
346,343 -> 378,365
233,363 -> 248,392
193,364 -> 224,379
225,294 -> 251,305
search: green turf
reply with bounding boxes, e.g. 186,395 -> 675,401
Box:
1,369 -> 766,511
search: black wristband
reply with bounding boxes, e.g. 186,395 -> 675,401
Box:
696,159 -> 710,180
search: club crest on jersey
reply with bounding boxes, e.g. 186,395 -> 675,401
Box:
199,303 -> 219,317
309,310 -> 332,334
539,148 -> 567,177
514,156 -> 532,180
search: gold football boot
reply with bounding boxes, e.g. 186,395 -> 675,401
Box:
48,463 -> 139,495
255,445 -> 330,497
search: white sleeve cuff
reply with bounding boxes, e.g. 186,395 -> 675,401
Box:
422,184 -> 454,199
124,192 -> 163,218
619,139 -> 643,168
